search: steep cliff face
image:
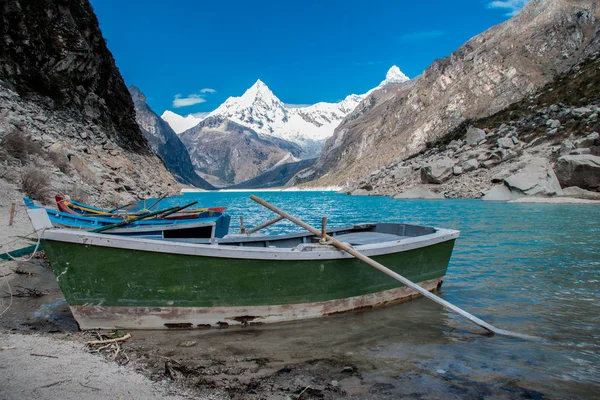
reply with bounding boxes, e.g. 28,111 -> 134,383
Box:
302,0 -> 600,185
180,117 -> 300,187
0,0 -> 178,205
129,86 -> 214,189
0,0 -> 147,152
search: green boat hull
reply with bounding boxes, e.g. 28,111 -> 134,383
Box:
42,238 -> 455,330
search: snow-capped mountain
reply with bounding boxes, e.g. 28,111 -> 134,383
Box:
204,79 -> 366,157
161,110 -> 202,134
161,66 -> 409,158
369,65 -> 410,94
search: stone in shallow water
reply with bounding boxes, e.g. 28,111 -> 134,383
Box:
350,189 -> 371,196
481,185 -> 523,201
393,187 -> 445,200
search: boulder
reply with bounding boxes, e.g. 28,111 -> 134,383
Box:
570,148 -> 591,155
453,166 -> 463,175
575,132 -> 599,148
481,185 -> 523,201
391,166 -> 412,180
545,119 -> 561,129
497,137 -> 515,149
447,140 -> 463,151
462,159 -> 479,172
465,126 -> 486,146
572,107 -> 593,117
504,157 -> 563,196
420,157 -> 454,184
393,187 -> 445,200
555,155 -> 600,191
482,159 -> 500,169
70,155 -> 99,184
560,140 -> 575,155
350,189 -> 371,196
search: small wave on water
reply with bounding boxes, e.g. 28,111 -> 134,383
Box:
176,191 -> 600,398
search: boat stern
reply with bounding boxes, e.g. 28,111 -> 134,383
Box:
27,208 -> 54,236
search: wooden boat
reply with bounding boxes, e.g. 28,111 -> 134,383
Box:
57,196 -> 226,220
27,208 -> 459,330
24,198 -> 231,239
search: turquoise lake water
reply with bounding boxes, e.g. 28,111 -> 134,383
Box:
170,191 -> 599,398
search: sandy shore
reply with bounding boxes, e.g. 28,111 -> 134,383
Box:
0,332 -> 194,400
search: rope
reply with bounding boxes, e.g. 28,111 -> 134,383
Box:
2,202 -> 46,262
1,231 -> 43,262
0,279 -> 12,318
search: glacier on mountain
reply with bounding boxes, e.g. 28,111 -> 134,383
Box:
161,66 -> 409,157
161,110 -> 202,134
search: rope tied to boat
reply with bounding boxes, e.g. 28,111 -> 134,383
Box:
1,202 -> 47,262
1,227 -> 46,262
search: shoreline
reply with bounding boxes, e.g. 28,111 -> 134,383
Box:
181,186 -> 342,193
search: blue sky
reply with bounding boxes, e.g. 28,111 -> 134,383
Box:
90,0 -> 527,115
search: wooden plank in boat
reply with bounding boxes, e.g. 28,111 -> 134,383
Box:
333,232 -> 404,245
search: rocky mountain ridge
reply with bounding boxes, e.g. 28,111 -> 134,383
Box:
299,0 -> 600,187
179,116 -> 302,186
225,158 -> 316,190
129,86 -> 213,189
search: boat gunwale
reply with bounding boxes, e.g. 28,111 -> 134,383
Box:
38,224 -> 460,261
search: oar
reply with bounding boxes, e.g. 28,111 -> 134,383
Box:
92,201 -> 198,233
247,215 -> 285,235
107,201 -> 136,213
147,193 -> 169,210
158,201 -> 199,219
250,195 -> 536,340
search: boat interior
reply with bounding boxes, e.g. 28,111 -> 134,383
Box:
160,223 -> 437,248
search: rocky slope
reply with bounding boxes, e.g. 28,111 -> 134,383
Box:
301,0 -> 600,186
0,0 -> 179,206
345,53 -> 600,200
225,158 -> 316,189
179,116 -> 302,186
129,86 -> 213,189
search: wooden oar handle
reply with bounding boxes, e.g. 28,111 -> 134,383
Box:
247,215 -> 284,235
